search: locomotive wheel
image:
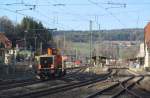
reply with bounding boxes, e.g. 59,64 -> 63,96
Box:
36,74 -> 46,80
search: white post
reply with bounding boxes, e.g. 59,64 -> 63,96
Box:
89,20 -> 92,65
144,45 -> 149,67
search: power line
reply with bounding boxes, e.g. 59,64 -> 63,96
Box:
36,1 -> 89,28
88,0 -> 126,27
0,1 -> 129,7
127,2 -> 150,5
30,1 -> 82,30
33,9 -> 72,30
0,7 -> 54,29
107,1 -> 126,6
1,1 -> 150,7
0,7 -> 26,16
1,0 -> 146,30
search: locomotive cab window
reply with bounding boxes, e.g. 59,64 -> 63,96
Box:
40,56 -> 54,68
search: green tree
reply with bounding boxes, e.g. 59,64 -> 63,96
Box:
0,16 -> 15,37
17,17 -> 52,50
0,16 -> 53,49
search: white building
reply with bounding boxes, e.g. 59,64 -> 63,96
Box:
137,43 -> 144,58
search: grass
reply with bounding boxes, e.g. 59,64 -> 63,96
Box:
71,42 -> 91,55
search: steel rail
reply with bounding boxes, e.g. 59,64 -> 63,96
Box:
111,76 -> 144,98
86,76 -> 134,98
0,66 -> 86,91
6,71 -> 111,98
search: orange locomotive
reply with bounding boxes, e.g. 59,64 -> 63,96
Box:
36,48 -> 66,79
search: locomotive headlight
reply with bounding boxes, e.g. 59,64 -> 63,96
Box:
51,64 -> 54,69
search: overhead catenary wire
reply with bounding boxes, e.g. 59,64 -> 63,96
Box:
0,0 -> 147,30
0,0 -> 129,20
24,0 -> 75,30
41,1 -> 90,30
35,0 -> 89,28
0,1 -> 150,7
0,7 -> 54,29
0,1 -> 141,19
88,0 -> 126,28
33,9 -> 66,30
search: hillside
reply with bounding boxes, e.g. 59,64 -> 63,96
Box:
54,28 -> 144,42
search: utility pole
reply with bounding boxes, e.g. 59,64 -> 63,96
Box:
99,24 -> 101,31
40,42 -> 42,55
97,24 -> 101,66
90,20 -> 93,65
24,37 -> 26,50
117,44 -> 120,59
34,36 -> 37,51
63,31 -> 66,49
75,48 -> 78,61
24,30 -> 27,50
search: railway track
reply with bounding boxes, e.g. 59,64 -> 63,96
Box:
111,76 -> 144,98
0,79 -> 34,86
1,68 -> 147,98
0,66 -> 87,91
0,66 -> 85,85
0,79 -> 43,91
1,70 -> 111,98
86,75 -> 145,98
60,66 -> 88,82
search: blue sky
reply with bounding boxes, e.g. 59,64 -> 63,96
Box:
0,0 -> 150,30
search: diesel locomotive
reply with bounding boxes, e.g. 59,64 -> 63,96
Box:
35,48 -> 66,79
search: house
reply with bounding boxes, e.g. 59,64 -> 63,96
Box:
144,22 -> 150,69
0,32 -> 12,64
0,33 -> 12,48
